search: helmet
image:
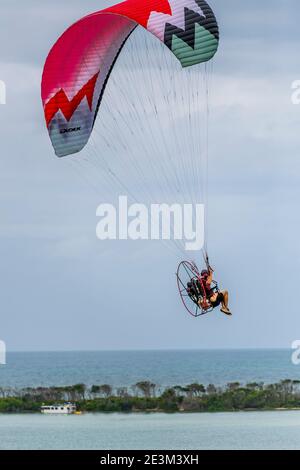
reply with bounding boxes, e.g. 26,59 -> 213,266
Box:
201,269 -> 209,278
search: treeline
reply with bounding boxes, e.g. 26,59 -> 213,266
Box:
0,380 -> 300,413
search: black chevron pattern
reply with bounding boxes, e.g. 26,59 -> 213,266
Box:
195,0 -> 219,40
164,1 -> 219,51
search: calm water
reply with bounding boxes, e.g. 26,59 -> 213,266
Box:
0,411 -> 300,450
0,349 -> 298,389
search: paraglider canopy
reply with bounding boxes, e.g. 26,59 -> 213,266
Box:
41,0 -> 219,158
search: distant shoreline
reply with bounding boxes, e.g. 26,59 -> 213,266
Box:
1,379 -> 300,414
2,409 -> 300,416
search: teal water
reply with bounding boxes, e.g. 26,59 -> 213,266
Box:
1,411 -> 300,450
0,349 -> 298,389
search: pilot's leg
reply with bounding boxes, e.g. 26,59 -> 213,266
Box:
221,290 -> 229,309
220,291 -> 232,315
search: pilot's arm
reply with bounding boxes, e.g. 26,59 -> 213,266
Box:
207,268 -> 214,284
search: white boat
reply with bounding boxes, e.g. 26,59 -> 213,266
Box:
41,402 -> 76,415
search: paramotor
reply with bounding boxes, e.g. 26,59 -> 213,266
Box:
176,260 -> 219,317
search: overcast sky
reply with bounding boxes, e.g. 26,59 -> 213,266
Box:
0,0 -> 299,351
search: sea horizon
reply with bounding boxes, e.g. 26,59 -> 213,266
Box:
5,347 -> 292,353
0,349 -> 298,390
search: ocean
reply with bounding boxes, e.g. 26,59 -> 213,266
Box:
0,349 -> 298,389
